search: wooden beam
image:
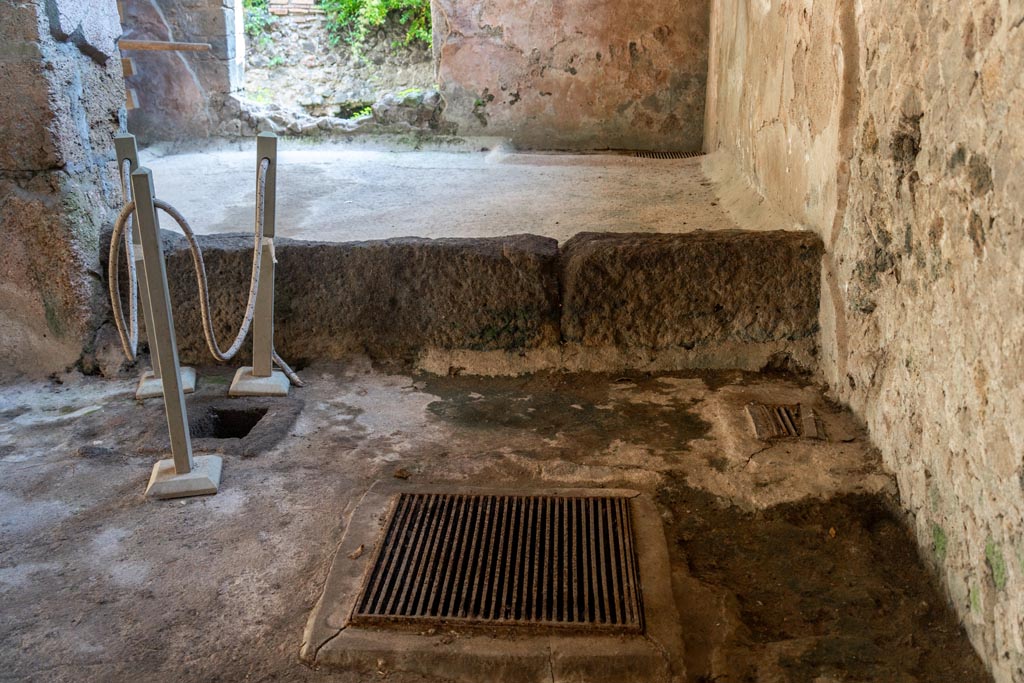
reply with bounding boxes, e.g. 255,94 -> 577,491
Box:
118,39 -> 212,52
125,87 -> 139,110
121,57 -> 135,77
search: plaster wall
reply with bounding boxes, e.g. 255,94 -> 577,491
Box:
120,0 -> 244,142
0,0 -> 125,378
705,1 -> 1024,679
434,0 -> 709,151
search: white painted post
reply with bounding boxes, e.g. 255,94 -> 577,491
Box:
132,167 -> 221,499
229,132 -> 289,397
115,133 -> 197,400
253,132 -> 276,378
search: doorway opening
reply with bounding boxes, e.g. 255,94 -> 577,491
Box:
240,0 -> 437,122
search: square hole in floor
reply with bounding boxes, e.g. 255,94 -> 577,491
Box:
190,406 -> 268,440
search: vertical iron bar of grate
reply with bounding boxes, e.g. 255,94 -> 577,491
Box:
585,497 -> 593,626
519,496 -> 535,620
356,494 -> 402,613
411,494 -> 452,616
365,494 -> 417,614
569,499 -> 577,622
620,498 -> 642,628
595,497 -> 611,623
532,497 -> 546,622
546,496 -> 556,622
385,494 -> 438,615
490,496 -> 512,619
560,496 -> 569,622
605,496 -> 623,623
433,494 -> 468,617
447,495 -> 480,617
482,496 -> 506,618
615,497 -> 636,626
776,406 -> 796,436
461,495 -> 493,618
507,496 -> 527,620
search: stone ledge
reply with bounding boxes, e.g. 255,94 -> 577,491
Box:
102,229 -> 824,374
560,230 -> 823,351
162,232 -> 562,365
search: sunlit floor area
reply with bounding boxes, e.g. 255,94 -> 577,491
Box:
141,143 -> 756,243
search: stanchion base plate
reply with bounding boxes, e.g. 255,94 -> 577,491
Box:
136,367 -> 197,400
145,455 -> 222,500
229,367 -> 290,397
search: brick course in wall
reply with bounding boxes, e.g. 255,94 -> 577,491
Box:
269,0 -> 323,16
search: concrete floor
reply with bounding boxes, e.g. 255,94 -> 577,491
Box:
0,362 -> 991,681
140,143 -> 755,243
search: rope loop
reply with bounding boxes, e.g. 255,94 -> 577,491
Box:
109,159 -> 302,386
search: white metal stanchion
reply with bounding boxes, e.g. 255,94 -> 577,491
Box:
229,132 -> 290,397
114,133 -> 197,400
131,167 -> 221,499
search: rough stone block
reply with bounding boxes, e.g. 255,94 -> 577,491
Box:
44,0 -> 121,63
0,60 -> 59,171
162,233 -> 561,365
560,230 -> 823,350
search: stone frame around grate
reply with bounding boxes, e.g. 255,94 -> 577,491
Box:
301,483 -> 685,683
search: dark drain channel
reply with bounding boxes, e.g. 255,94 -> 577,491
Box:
746,402 -> 819,439
633,150 -> 704,159
353,493 -> 644,633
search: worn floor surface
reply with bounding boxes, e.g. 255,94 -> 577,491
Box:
0,361 -> 990,682
140,143 -> 756,243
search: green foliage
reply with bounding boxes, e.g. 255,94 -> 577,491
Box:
267,54 -> 287,68
243,0 -> 275,38
320,0 -> 432,50
247,86 -> 273,104
348,105 -> 374,120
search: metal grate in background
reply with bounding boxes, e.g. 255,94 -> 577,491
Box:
746,402 -> 819,439
352,493 -> 644,633
633,150 -> 704,159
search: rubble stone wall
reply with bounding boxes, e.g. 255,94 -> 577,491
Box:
0,0 -> 125,378
243,12 -> 434,118
706,1 -> 1024,679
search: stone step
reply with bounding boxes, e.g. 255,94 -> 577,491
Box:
137,229 -> 822,373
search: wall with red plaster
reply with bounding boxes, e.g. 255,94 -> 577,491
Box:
434,0 -> 709,151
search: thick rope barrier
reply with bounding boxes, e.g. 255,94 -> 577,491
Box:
109,159 -> 303,386
117,159 -> 139,358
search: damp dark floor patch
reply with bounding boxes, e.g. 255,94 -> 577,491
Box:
352,493 -> 643,633
746,401 -> 820,440
303,485 -> 685,683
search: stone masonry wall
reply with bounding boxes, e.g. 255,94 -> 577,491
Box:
0,0 -> 125,378
706,1 -> 1024,679
434,0 -> 710,151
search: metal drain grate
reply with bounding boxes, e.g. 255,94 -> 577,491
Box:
633,150 -> 704,159
352,493 -> 644,633
746,402 -> 819,439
